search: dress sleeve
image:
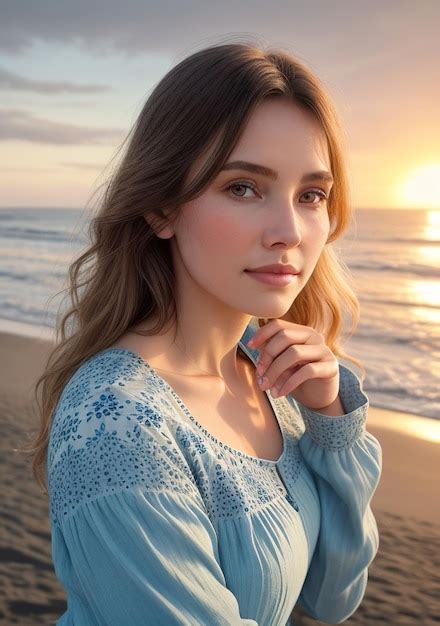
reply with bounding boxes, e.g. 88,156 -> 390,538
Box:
286,362 -> 382,624
49,380 -> 258,626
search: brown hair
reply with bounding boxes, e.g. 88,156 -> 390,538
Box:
25,38 -> 364,493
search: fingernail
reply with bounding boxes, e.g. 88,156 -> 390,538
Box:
257,375 -> 268,389
271,388 -> 279,398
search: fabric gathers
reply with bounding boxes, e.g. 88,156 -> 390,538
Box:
48,319 -> 382,625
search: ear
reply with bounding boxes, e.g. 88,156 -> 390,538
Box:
144,209 -> 175,239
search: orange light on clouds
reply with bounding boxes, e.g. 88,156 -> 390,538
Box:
397,163 -> 440,209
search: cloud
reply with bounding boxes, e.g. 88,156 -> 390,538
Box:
0,162 -> 105,172
59,161 -> 105,170
0,166 -> 56,173
0,0 -> 438,84
0,108 -> 124,145
1,0 -> 426,55
0,0 -> 228,54
0,67 -> 112,94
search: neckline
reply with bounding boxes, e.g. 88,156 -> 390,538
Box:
98,344 -> 287,466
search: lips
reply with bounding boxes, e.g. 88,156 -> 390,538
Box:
245,264 -> 300,274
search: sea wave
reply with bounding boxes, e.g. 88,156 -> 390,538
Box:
367,298 -> 439,310
348,260 -> 438,278
358,236 -> 439,246
1,227 -> 87,244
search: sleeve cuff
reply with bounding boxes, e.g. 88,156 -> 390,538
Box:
295,363 -> 370,450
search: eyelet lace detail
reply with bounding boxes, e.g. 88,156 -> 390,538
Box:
48,349 -> 305,526
289,364 -> 369,450
48,344 -> 368,526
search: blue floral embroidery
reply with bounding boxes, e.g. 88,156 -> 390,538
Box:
48,343 -> 368,527
86,391 -> 127,422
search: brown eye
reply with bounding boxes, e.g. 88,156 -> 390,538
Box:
226,181 -> 259,199
300,190 -> 328,205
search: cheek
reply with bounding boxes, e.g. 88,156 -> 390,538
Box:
300,213 -> 329,277
188,209 -> 248,259
309,211 -> 330,247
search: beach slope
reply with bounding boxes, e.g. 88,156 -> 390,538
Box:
1,327 -> 439,625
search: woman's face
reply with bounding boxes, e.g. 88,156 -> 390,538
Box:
163,98 -> 333,321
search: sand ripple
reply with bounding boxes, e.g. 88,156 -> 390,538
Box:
1,410 -> 439,625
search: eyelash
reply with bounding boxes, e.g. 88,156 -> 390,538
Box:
225,181 -> 328,205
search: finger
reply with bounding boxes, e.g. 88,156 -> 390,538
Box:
257,343 -> 328,387
247,319 -> 308,349
255,335 -> 301,375
273,360 -> 337,397
268,367 -> 298,393
257,327 -> 323,373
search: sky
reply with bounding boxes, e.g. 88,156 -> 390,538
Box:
1,0 -> 439,210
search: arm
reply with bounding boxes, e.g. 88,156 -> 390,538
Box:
287,363 -> 382,624
49,380 -> 258,626
53,487 -> 258,625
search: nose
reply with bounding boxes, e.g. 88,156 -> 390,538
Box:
263,201 -> 302,248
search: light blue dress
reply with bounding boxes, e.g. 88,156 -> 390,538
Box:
48,319 -> 382,625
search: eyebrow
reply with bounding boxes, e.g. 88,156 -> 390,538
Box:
219,160 -> 334,184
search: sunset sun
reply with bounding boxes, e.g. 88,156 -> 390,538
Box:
399,163 -> 440,209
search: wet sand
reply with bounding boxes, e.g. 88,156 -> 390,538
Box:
1,323 -> 439,625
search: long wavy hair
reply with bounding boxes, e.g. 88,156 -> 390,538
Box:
25,38 -> 365,493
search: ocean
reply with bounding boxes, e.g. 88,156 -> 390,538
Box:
0,206 -> 438,420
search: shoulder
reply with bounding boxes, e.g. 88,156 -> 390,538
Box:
57,347 -> 151,405
48,348 -> 197,525
49,349 -> 160,461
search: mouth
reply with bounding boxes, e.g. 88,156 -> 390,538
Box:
244,270 -> 300,286
244,270 -> 300,275
244,264 -> 301,275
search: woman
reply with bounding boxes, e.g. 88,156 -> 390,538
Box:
29,41 -> 382,625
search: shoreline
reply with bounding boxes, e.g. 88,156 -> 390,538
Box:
1,315 -> 438,423
1,323 -> 438,524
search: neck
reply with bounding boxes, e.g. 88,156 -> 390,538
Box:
129,313 -> 254,382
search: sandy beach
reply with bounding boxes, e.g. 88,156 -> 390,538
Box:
1,323 -> 439,625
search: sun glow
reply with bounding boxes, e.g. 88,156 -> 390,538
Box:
398,163 -> 440,209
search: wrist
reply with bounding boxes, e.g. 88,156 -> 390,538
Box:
313,394 -> 345,417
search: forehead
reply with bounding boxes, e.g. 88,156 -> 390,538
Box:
187,98 -> 330,186
232,99 -> 330,168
